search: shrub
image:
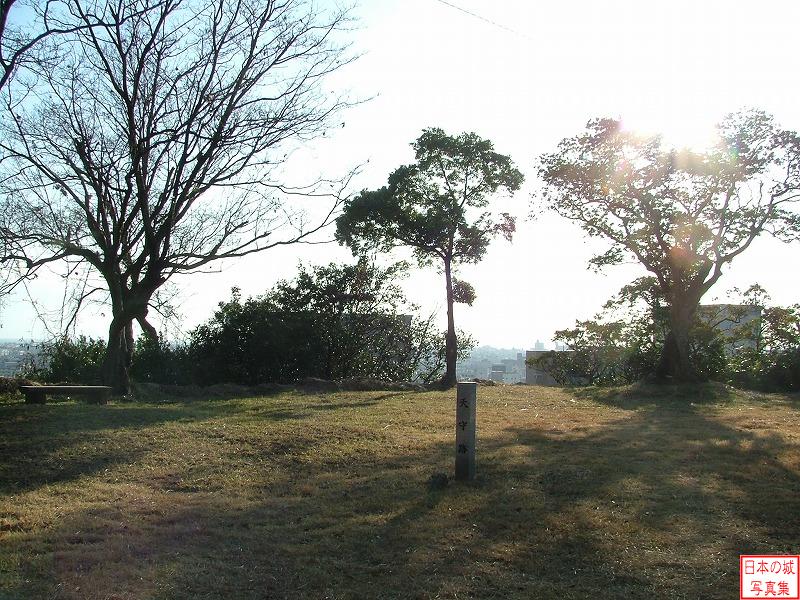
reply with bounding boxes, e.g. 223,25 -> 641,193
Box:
19,336 -> 105,384
0,377 -> 18,394
187,260 -> 465,385
130,336 -> 193,385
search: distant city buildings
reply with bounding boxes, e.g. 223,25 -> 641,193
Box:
488,364 -> 506,382
456,345 -> 561,384
0,341 -> 39,377
457,344 -> 571,385
457,349 -> 527,383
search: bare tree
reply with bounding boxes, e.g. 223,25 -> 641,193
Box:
0,0 -> 356,392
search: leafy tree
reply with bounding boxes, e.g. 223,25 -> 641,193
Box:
336,128 -> 524,387
189,286 -> 319,385
537,110 -> 800,382
539,320 -> 645,386
607,276 -> 728,380
412,327 -> 475,385
0,0 -> 354,392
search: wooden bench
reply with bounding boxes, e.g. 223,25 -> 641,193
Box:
19,385 -> 112,405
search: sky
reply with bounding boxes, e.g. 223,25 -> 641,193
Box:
2,0 -> 800,348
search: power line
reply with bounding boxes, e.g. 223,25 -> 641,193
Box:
432,0 -> 533,40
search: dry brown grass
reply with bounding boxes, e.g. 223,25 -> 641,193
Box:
1,383 -> 799,599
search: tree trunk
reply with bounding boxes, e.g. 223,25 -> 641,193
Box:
442,258 -> 457,388
101,316 -> 131,394
655,300 -> 699,382
100,290 -> 154,395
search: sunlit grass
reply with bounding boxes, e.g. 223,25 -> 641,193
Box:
1,384 -> 798,599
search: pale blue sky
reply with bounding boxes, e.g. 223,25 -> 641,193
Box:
2,0 -> 799,347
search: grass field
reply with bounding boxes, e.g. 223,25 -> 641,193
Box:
1,383 -> 799,599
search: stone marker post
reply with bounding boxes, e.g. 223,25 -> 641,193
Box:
455,381 -> 477,481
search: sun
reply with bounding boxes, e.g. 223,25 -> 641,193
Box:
619,110 -> 721,152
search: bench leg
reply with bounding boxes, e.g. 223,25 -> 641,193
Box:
85,391 -> 110,405
24,390 -> 47,404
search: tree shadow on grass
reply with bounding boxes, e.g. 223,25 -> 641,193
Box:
129,382 -> 294,403
574,382 -> 800,414
0,404 -> 189,494
306,392 -> 408,412
0,397 -> 321,495
572,381 -> 739,410
4,398 -> 799,599
489,404 -> 800,594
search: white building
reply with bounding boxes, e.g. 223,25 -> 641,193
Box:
697,304 -> 762,352
524,350 -> 560,386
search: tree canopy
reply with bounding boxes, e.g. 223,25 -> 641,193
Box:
336,127 -> 523,386
537,110 -> 800,381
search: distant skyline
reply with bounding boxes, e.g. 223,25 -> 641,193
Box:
2,0 -> 799,347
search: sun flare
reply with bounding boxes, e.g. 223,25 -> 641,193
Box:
619,111 -> 721,152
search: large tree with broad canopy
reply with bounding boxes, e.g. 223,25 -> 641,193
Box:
537,110 -> 800,382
